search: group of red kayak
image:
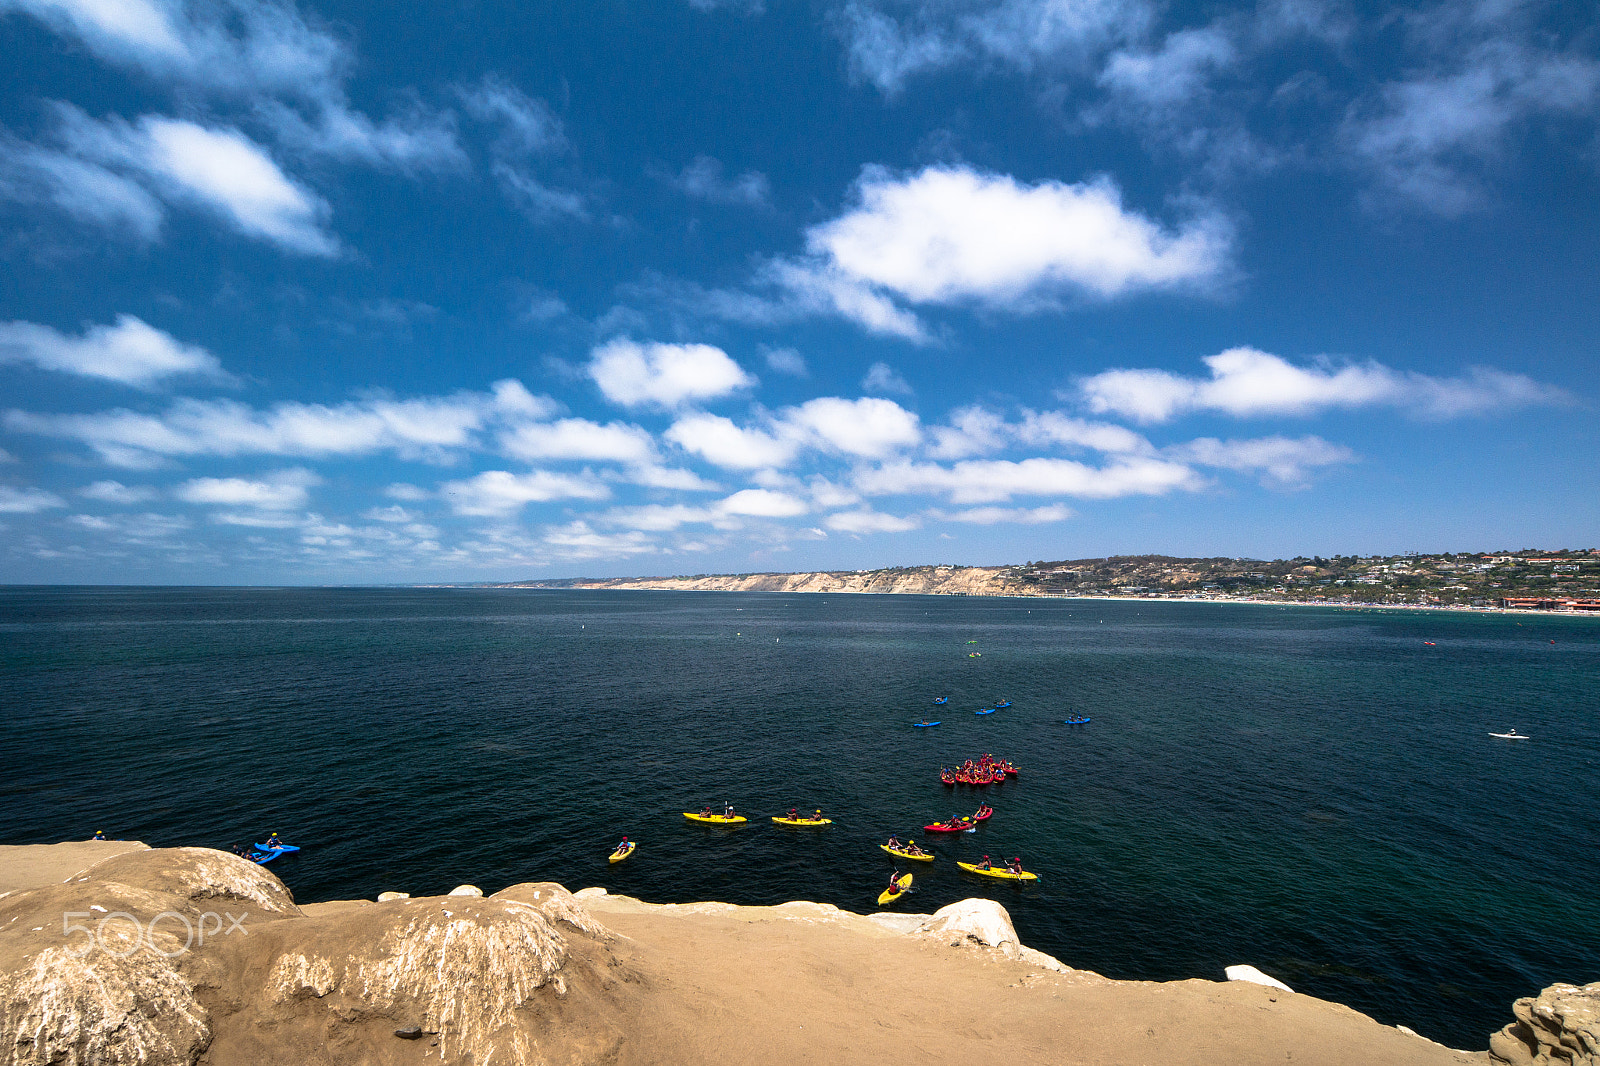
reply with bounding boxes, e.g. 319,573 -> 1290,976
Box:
939,754 -> 1018,786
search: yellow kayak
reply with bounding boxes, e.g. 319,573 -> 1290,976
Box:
609,842 -> 636,864
773,816 -> 832,826
957,861 -> 1038,881
683,812 -> 747,825
877,873 -> 913,906
880,844 -> 934,862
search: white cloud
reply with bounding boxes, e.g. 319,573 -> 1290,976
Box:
782,396 -> 921,458
81,479 -> 158,503
492,162 -> 589,223
441,469 -> 610,516
5,379 -> 552,466
49,107 -> 338,254
668,155 -> 770,206
601,503 -> 716,532
761,259 -> 930,341
0,314 -> 230,388
947,503 -> 1073,524
716,488 -> 808,517
364,505 -> 415,522
459,74 -> 566,157
762,346 -> 808,377
834,0 -> 1152,95
1345,40 -> 1600,214
1099,26 -> 1235,108
5,0 -> 463,175
857,455 -> 1198,503
176,467 -> 318,509
823,508 -> 920,533
385,482 -> 430,501
1016,410 -> 1153,454
0,485 -> 66,512
0,136 -> 165,239
1079,347 -> 1569,422
776,165 -> 1231,335
499,418 -> 657,464
1171,434 -> 1356,488
664,413 -> 799,470
541,520 -> 657,559
589,338 -> 756,409
928,406 -> 1008,458
861,361 -> 912,395
622,464 -> 722,492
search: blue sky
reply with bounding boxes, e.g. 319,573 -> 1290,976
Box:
0,0 -> 1596,583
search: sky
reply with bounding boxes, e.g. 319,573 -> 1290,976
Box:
0,0 -> 1596,584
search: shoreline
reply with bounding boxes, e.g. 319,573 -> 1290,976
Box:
489,584 -> 1600,619
0,842 -> 1499,1065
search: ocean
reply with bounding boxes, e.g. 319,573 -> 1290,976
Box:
2,586 -> 1596,1049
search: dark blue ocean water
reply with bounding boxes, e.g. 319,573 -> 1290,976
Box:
3,587 -> 1597,1049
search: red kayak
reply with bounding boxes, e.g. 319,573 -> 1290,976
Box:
924,819 -> 974,832
940,770 -> 956,785
973,806 -> 993,821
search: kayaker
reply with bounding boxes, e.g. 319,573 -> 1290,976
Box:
906,839 -> 923,856
886,834 -> 902,849
614,837 -> 630,855
1007,856 -> 1023,876
814,809 -> 824,821
976,854 -> 992,871
788,808 -> 799,820
92,830 -> 105,840
886,870 -> 902,894
700,805 -> 713,818
266,832 -> 283,848
723,803 -> 736,819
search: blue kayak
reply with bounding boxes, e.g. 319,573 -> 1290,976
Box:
914,721 -> 941,727
975,708 -> 995,716
255,842 -> 300,852
247,849 -> 280,864
993,701 -> 1012,709
1064,716 -> 1092,725
932,697 -> 948,704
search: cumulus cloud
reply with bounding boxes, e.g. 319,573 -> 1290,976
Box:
928,406 -> 1008,459
770,165 -> 1231,336
664,413 -> 798,470
823,508 -> 920,533
861,361 -> 912,395
857,455 -> 1198,503
441,469 -> 610,516
176,467 -> 318,509
782,396 -> 921,458
81,479 -> 158,503
1170,434 -> 1356,488
5,379 -> 554,466
1078,347 -> 1569,422
498,418 -> 657,465
762,346 -> 808,377
666,154 -> 771,206
0,314 -> 230,388
716,488 -> 808,517
0,485 -> 66,512
588,338 -> 756,409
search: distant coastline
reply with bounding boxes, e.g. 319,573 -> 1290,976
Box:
453,548 -> 1600,617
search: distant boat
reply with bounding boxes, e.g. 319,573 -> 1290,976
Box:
932,696 -> 948,705
1489,729 -> 1529,740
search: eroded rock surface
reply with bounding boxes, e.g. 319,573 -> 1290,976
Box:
1490,982 -> 1600,1065
0,848 -> 627,1066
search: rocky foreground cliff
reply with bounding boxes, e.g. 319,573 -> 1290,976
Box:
1,844 -> 1593,1065
528,564 -> 1036,597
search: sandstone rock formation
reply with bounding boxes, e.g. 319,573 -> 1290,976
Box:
1490,982 -> 1600,1065
0,849 -> 627,1066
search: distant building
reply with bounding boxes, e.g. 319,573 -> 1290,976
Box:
1501,597 -> 1600,611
